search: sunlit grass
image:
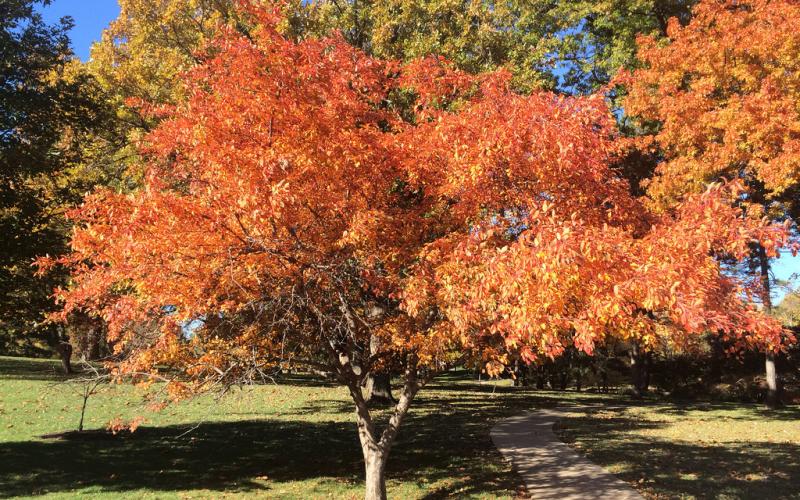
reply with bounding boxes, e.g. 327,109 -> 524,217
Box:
556,403 -> 800,499
3,356 -> 798,499
0,356 -> 527,499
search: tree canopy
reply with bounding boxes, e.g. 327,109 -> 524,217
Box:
41,5 -> 794,497
0,0 -> 109,355
619,0 -> 800,219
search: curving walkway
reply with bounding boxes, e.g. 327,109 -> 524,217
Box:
491,408 -> 644,500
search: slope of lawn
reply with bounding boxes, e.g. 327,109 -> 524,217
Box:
2,355 -> 799,499
555,403 -> 800,499
0,356 -> 535,499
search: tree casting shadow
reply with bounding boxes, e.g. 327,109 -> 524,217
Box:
0,383 -> 528,498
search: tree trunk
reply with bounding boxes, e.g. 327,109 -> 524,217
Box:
757,244 -> 782,408
351,384 -> 389,500
765,352 -> 780,409
630,341 -> 643,398
535,366 -> 545,389
642,351 -> 652,392
709,335 -> 725,384
363,445 -> 388,500
349,363 -> 419,500
57,342 -> 72,375
559,370 -> 568,391
364,335 -> 395,405
365,373 -> 395,405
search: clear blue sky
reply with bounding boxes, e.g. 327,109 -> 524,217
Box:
39,0 -> 120,61
32,0 -> 800,304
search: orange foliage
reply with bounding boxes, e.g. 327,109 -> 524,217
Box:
42,4 -> 793,392
618,0 -> 800,211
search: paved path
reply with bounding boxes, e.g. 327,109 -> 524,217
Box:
491,408 -> 644,500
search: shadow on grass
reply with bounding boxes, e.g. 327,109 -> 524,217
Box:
0,356 -> 70,382
0,378 -> 531,498
652,401 -> 800,421
0,419 -> 356,497
558,408 -> 800,499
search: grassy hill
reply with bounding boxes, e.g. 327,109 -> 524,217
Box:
1,356 -> 798,499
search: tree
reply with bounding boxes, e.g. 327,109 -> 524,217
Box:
0,0 -> 111,358
80,0 -> 700,400
43,6 -> 792,499
618,0 -> 800,407
775,292 -> 800,327
290,0 -> 695,93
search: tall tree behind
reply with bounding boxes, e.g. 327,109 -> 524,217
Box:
618,0 -> 800,407
775,292 -> 800,328
78,0 -> 697,394
290,0 -> 695,93
45,11 -> 792,497
90,1 -> 698,106
0,0 -> 110,355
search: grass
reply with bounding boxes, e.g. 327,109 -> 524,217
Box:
0,356 -> 534,499
1,356 -> 798,499
555,403 -> 800,499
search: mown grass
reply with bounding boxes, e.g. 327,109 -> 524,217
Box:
555,403 -> 800,499
0,356 -> 534,499
2,355 -> 799,499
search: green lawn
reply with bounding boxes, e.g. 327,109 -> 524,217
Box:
555,403 -> 800,499
1,356 -> 798,499
0,356 -> 533,499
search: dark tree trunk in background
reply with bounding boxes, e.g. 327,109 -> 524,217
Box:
559,353 -> 572,391
365,373 -> 395,405
757,244 -> 782,408
559,370 -> 569,391
535,365 -> 546,389
87,326 -> 100,360
642,351 -> 652,392
630,341 -> 644,398
364,335 -> 395,405
709,335 -> 726,384
57,341 -> 72,374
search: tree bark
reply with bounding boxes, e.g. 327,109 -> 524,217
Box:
57,342 -> 72,375
630,341 -> 643,398
349,364 -> 419,500
365,372 -> 395,405
559,369 -> 569,391
765,352 -> 780,408
535,366 -> 545,389
364,334 -> 395,405
709,335 -> 725,384
757,244 -> 782,408
363,444 -> 388,500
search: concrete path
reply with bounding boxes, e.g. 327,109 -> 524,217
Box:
491,408 -> 644,500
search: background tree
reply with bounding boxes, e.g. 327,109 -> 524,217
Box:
85,0 -> 702,399
618,0 -> 800,407
289,0 -> 695,93
44,6 -> 793,498
775,292 -> 800,328
0,0 -> 111,357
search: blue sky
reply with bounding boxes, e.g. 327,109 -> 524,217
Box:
35,0 -> 800,304
39,0 -> 120,61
